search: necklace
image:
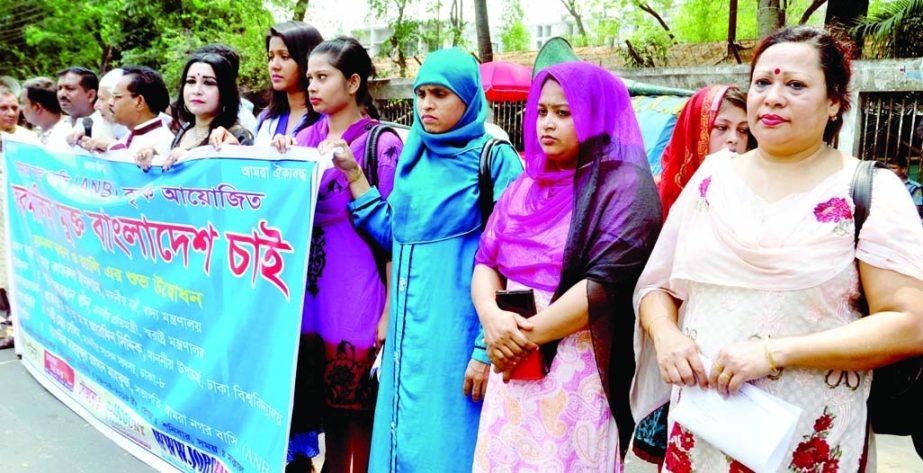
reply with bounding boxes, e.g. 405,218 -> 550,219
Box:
184,126 -> 210,149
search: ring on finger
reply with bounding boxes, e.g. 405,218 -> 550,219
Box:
719,372 -> 731,382
713,362 -> 724,373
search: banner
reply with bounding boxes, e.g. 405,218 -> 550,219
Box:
4,139 -> 324,473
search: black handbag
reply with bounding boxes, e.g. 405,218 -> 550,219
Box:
850,160 -> 923,457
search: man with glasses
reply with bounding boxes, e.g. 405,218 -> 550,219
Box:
105,66 -> 174,160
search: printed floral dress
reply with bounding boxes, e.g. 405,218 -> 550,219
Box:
473,282 -> 620,472
633,151 -> 923,473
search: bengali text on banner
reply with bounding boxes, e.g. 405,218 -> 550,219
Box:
4,139 -> 325,473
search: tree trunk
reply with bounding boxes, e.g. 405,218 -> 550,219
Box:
638,1 -> 677,44
292,0 -> 309,21
450,0 -> 464,46
825,0 -> 869,26
727,0 -> 742,63
559,0 -> 588,41
825,0 -> 869,57
758,0 -> 784,38
474,0 -> 493,62
799,0 -> 827,24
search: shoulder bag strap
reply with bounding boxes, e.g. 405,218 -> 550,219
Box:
362,124 -> 400,188
850,160 -> 885,246
479,138 -> 514,227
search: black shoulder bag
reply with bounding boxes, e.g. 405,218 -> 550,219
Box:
851,159 -> 923,457
361,123 -> 402,188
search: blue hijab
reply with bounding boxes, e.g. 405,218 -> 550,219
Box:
389,47 -> 491,243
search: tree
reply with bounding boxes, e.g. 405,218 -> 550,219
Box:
499,0 -> 529,52
448,0 -> 466,46
474,0 -> 493,62
368,0 -> 417,77
853,0 -> 923,58
758,0 -> 784,37
636,1 -> 676,43
825,0 -> 870,27
727,0 -> 742,63
605,0 -> 673,66
673,0 -> 752,43
799,0 -> 827,24
292,0 -> 310,21
559,0 -> 589,43
3,0 -> 274,94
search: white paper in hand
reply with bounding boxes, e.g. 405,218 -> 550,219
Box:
370,348 -> 383,381
670,355 -> 802,473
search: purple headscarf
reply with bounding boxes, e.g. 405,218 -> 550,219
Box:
477,61 -> 662,452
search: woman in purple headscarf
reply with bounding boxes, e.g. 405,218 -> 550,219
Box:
471,61 -> 662,471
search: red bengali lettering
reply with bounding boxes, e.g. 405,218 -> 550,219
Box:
224,219 -> 294,299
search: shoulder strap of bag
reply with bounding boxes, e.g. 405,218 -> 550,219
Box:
850,160 -> 885,246
362,124 -> 400,188
479,138 -> 514,227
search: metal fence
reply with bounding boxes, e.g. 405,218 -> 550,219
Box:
375,98 -> 528,151
858,92 -> 923,180
375,98 -> 415,127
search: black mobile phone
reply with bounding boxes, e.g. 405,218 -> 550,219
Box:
495,289 -> 537,318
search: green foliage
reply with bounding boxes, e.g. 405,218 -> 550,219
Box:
499,0 -> 530,52
367,0 -> 419,76
852,0 -> 923,58
672,0 -> 827,42
2,0 -> 273,96
618,22 -> 672,67
596,1 -> 673,64
673,0 -> 750,42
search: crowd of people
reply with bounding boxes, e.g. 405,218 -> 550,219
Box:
1,20 -> 922,473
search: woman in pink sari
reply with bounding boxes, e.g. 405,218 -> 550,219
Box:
471,62 -> 661,471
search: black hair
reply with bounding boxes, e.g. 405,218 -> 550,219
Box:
55,66 -> 99,92
264,21 -> 323,128
120,65 -> 170,115
310,37 -> 378,116
194,44 -> 240,75
22,77 -> 62,114
173,52 -> 241,133
750,26 -> 853,143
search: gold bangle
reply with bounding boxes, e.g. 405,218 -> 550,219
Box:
346,168 -> 364,185
764,336 -> 781,376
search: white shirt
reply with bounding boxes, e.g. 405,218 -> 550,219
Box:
38,118 -> 75,149
66,111 -> 115,141
238,101 -> 257,135
107,116 -> 174,160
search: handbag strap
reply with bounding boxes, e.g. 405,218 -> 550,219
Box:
850,160 -> 885,246
362,123 -> 403,188
479,138 -> 513,227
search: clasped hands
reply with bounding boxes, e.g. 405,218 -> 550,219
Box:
482,306 -> 538,383
653,327 -> 778,395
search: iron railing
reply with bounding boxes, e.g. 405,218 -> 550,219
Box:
858,92 -> 923,181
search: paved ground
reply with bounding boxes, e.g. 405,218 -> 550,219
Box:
0,348 -> 155,472
1,346 -> 919,472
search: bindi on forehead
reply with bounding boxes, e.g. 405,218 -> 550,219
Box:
774,68 -> 781,75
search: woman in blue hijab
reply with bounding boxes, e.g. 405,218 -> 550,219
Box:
328,47 -> 522,472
